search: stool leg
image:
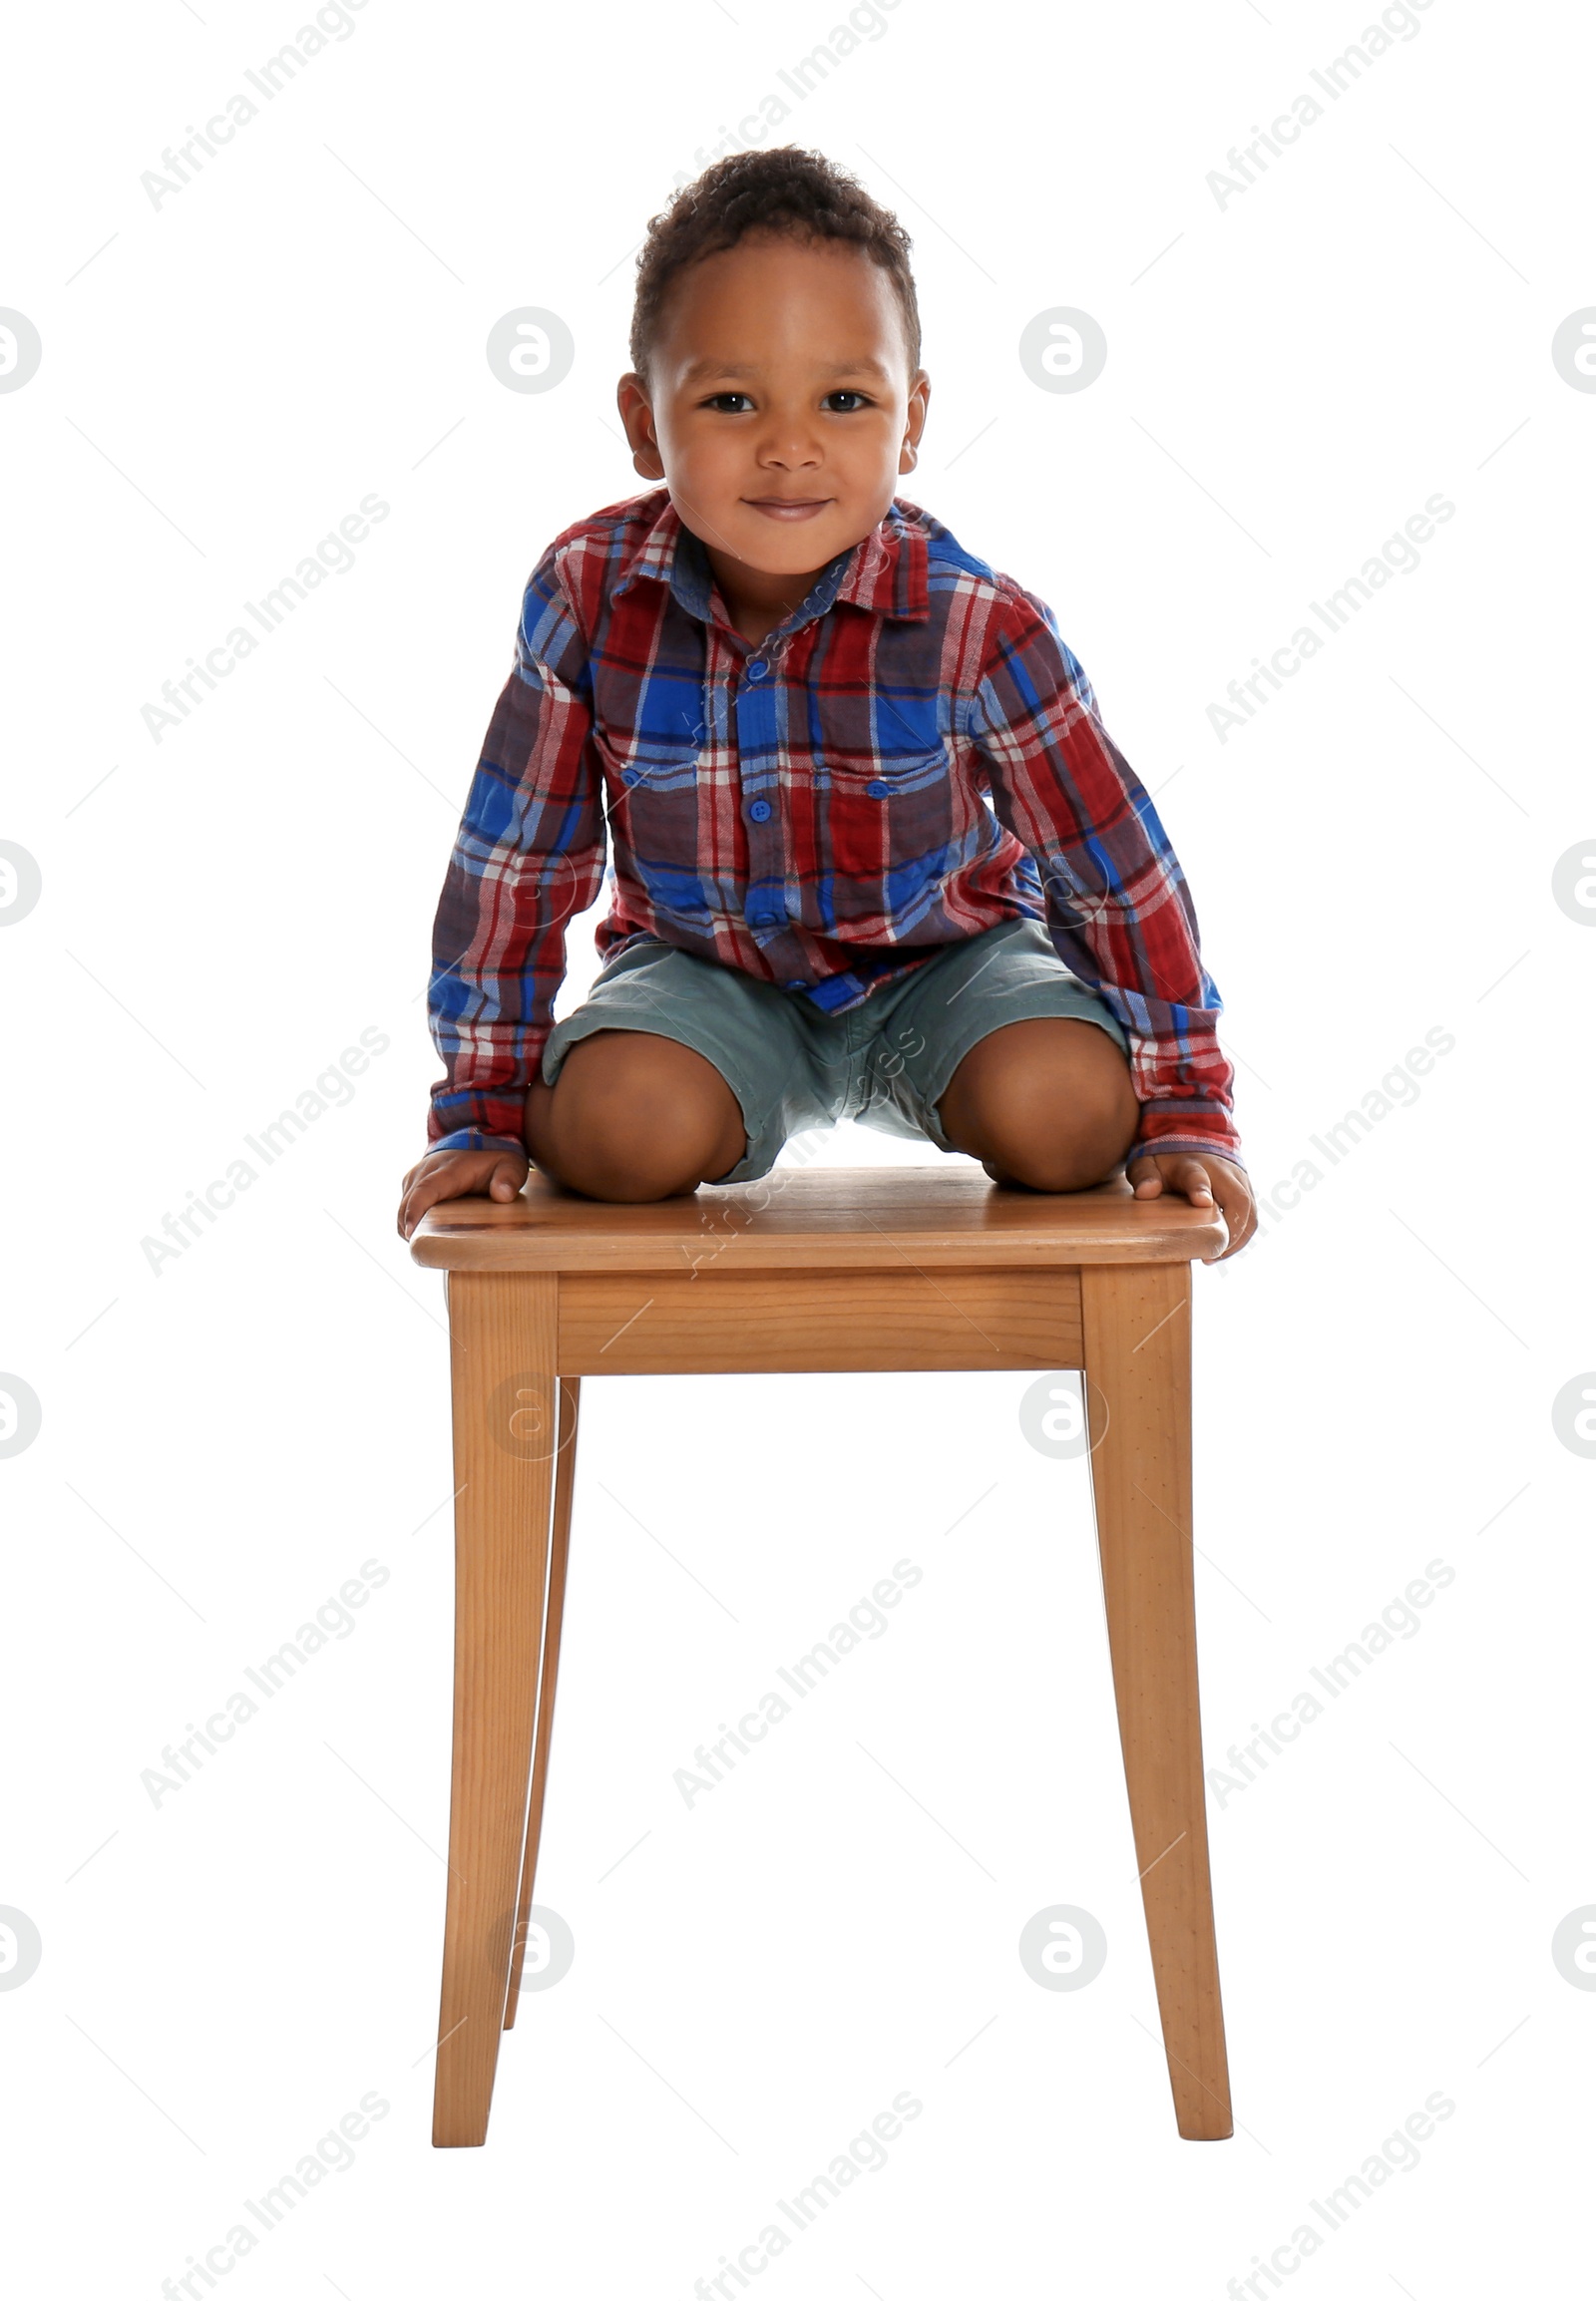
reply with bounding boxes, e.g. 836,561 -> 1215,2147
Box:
505,1374 -> 580,2028
433,1272 -> 559,2148
1080,1261 -> 1233,2141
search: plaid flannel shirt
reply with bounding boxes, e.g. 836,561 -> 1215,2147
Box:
428,486 -> 1243,1169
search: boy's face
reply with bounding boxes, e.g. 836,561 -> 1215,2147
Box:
618,232 -> 930,597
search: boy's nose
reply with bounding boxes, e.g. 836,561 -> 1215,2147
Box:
756,442 -> 824,468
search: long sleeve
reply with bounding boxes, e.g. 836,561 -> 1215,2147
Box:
968,587 -> 1244,1169
426,559 -> 607,1153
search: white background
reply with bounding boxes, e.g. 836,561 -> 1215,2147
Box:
3,0 -> 1592,2293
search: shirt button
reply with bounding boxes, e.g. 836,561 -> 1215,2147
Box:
867,779 -> 890,799
622,769 -> 642,787
746,659 -> 769,681
747,798 -> 771,823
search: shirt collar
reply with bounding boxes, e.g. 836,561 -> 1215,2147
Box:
611,489 -> 931,631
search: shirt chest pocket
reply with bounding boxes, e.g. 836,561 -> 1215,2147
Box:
591,723 -> 715,932
592,721 -> 703,800
817,743 -> 954,829
811,745 -> 954,891
818,735 -> 952,798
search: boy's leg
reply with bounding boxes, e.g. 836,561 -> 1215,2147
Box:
852,920 -> 1139,1192
935,1015 -> 1140,1192
524,936 -> 832,1201
525,1029 -> 747,1202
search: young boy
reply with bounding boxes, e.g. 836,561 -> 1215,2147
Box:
397,149 -> 1254,1256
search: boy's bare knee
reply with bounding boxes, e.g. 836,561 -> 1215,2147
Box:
995,1077 -> 1137,1190
552,1110 -> 717,1201
939,1016 -> 1138,1192
984,1123 -> 1124,1194
987,1092 -> 1138,1191
525,1029 -> 745,1201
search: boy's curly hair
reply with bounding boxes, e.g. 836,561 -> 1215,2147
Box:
628,147 -> 921,383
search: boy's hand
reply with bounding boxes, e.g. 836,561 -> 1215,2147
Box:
1126,1150 -> 1256,1260
397,1146 -> 529,1242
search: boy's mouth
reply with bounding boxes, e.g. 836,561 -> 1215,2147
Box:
743,495 -> 833,523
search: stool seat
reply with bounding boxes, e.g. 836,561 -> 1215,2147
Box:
410,1167 -> 1235,2149
411,1167 -> 1227,1271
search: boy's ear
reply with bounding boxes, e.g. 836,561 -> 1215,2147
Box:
897,369 -> 932,476
616,373 -> 665,480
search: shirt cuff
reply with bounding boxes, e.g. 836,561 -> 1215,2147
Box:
1131,1104 -> 1247,1173
426,1124 -> 529,1158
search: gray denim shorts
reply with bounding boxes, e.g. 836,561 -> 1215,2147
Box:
541,916 -> 1129,1184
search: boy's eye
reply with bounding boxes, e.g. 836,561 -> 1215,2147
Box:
697,389 -> 876,414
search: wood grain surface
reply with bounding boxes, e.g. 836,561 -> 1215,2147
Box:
555,1268 -> 1084,1372
410,1167 -> 1227,1273
1082,1261 -> 1233,2139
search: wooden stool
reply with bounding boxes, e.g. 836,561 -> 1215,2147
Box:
409,1168 -> 1234,2147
